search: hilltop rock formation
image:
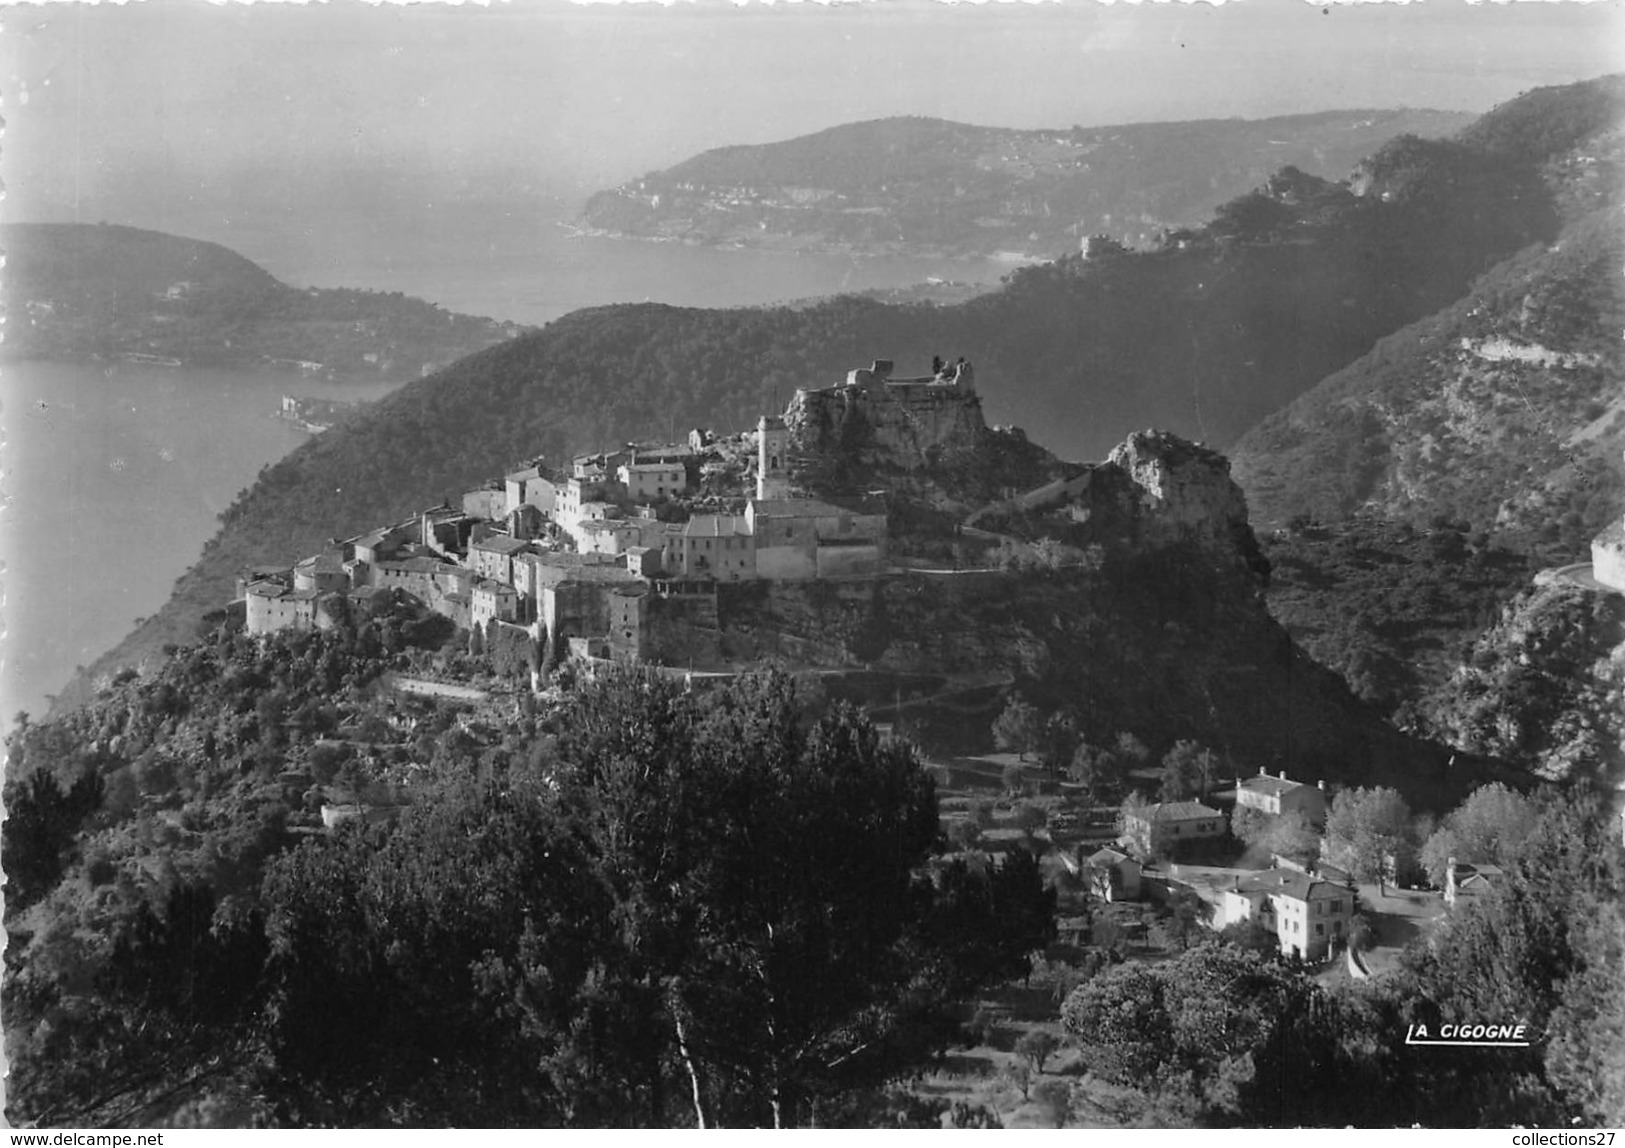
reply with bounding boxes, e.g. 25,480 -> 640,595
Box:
1105,430 -> 1254,554
785,358 -> 986,472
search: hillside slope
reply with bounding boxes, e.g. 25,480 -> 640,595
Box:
1424,581 -> 1625,786
1232,207 -> 1625,541
581,109 -> 1473,258
1225,87 -> 1624,719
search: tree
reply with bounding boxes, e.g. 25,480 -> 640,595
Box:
1037,710 -> 1080,779
992,694 -> 1042,761
1114,732 -> 1151,770
1321,786 -> 1414,892
1233,807 -> 1320,866
1117,791 -> 1155,860
1015,1030 -> 1060,1074
1392,788 -> 1625,1126
2,767 -> 105,911
1418,782 -> 1536,887
948,818 -> 984,852
1159,740 -> 1219,802
1068,742 -> 1123,805
1010,800 -> 1048,837
1162,887 -> 1208,951
1060,944 -> 1350,1125
255,668 -> 1049,1128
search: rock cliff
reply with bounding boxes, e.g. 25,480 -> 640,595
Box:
1105,430 -> 1256,554
785,370 -> 987,473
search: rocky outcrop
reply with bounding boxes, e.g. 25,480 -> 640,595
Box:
1106,430 -> 1254,552
1426,582 -> 1625,786
785,371 -> 987,473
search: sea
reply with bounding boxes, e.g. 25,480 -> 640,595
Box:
0,198 -> 1010,728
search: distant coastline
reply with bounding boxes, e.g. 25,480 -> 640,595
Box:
557,218 -> 1049,265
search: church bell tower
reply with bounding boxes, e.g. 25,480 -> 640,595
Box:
757,415 -> 790,501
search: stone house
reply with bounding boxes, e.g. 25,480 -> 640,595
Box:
664,515 -> 756,579
1444,859 -> 1503,910
463,482 -> 507,521
349,521 -> 418,567
505,465 -> 557,518
469,534 -> 532,585
577,516 -> 661,557
618,460 -> 687,502
1120,800 -> 1227,859
1083,847 -> 1143,902
472,579 -> 521,629
608,578 -> 722,666
1234,768 -> 1328,827
245,582 -> 343,636
235,564 -> 292,600
1220,867 -> 1355,961
746,497 -> 886,580
419,505 -> 487,560
294,552 -> 348,595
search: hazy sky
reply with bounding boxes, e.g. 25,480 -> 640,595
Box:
3,0 -> 1622,220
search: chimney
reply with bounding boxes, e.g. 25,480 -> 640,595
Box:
1317,779 -> 1325,791
1259,765 -> 1267,777
1279,770 -> 1287,781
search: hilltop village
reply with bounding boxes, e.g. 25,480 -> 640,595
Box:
237,357 -> 982,673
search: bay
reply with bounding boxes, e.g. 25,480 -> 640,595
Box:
0,362 -> 405,726
211,198 -> 1009,327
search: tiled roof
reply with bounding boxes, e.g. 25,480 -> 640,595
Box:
472,535 -> 531,555
1450,862 -> 1504,896
527,550 -> 617,568
379,557 -> 454,574
1234,867 -> 1349,903
1238,774 -> 1309,798
1133,801 -> 1223,823
1087,847 -> 1135,868
682,515 -> 750,537
751,497 -> 850,519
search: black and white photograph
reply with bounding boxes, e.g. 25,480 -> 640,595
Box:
2,0 -> 1623,1130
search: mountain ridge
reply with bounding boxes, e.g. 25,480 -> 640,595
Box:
581,107 -> 1476,259
2,222 -> 524,380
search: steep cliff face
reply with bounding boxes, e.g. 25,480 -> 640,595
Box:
968,428 -> 1268,581
1104,430 -> 1255,553
1425,581 -> 1625,786
714,555 -> 1467,804
785,380 -> 987,473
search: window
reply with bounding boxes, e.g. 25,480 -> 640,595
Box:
1315,923 -> 1324,936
